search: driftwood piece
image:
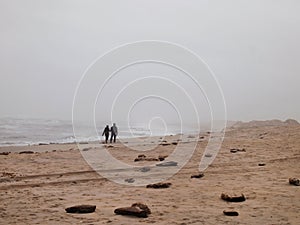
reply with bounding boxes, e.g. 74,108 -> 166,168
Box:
65,205 -> 96,213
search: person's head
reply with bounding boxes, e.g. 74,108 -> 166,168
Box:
113,123 -> 116,126
106,125 -> 109,128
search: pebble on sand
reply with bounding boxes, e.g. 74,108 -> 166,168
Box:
19,151 -> 34,154
223,210 -> 239,216
65,205 -> 96,214
114,203 -> 151,218
191,173 -> 204,179
156,161 -> 178,167
221,193 -> 246,202
146,182 -> 172,189
289,178 -> 300,186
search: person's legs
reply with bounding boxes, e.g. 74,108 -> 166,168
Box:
113,134 -> 116,143
110,134 -> 113,143
105,135 -> 109,143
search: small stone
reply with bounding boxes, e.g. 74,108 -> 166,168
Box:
221,193 -> 246,202
146,182 -> 172,189
258,163 -> 266,166
191,173 -> 204,179
160,143 -> 171,146
223,210 -> 239,216
0,152 -> 10,155
158,155 -> 168,161
289,178 -> 300,186
65,205 -> 96,213
131,203 -> 151,214
114,205 -> 149,218
139,167 -> 151,172
156,161 -> 178,167
125,178 -> 135,183
19,151 -> 34,154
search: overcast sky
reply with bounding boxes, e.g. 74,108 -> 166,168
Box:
0,0 -> 299,123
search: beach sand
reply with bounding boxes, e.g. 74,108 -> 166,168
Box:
0,122 -> 299,224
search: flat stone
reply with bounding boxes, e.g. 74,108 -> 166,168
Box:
156,161 -> 178,167
139,167 -> 151,172
19,151 -> 34,154
114,206 -> 148,218
191,173 -> 204,179
65,205 -> 96,213
125,178 -> 135,183
223,210 -> 239,216
0,152 -> 10,155
221,193 -> 246,202
146,182 -> 172,189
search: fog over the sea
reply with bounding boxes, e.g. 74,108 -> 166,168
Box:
0,0 -> 299,124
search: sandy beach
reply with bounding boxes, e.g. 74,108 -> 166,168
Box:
0,121 -> 299,224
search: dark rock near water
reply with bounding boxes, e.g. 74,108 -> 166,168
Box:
221,193 -> 246,202
146,182 -> 172,189
289,178 -> 300,186
139,167 -> 151,172
160,143 -> 171,146
0,152 -> 10,156
19,151 -> 34,154
223,210 -> 239,216
156,161 -> 178,167
65,205 -> 96,213
191,173 -> 204,179
125,178 -> 135,183
114,203 -> 151,218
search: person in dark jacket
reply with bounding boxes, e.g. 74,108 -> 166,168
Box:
102,125 -> 110,143
110,123 -> 118,143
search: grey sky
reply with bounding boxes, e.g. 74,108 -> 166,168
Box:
0,0 -> 299,122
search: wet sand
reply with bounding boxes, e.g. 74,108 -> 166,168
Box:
0,122 -> 299,224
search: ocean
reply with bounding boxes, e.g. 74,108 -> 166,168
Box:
0,118 -> 196,147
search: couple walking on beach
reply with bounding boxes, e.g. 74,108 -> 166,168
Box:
102,123 -> 118,144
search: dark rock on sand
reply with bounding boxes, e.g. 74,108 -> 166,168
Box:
125,178 -> 135,183
171,142 -> 178,145
158,155 -> 168,161
134,154 -> 159,162
146,182 -> 172,189
139,167 -> 151,172
223,210 -> 239,216
131,203 -> 151,214
230,148 -> 246,153
221,193 -> 246,202
156,161 -> 178,167
258,163 -> 266,166
19,151 -> 34,154
191,173 -> 204,179
160,143 -> 171,146
0,152 -> 10,156
65,205 -> 96,213
289,178 -> 300,186
114,203 -> 151,218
